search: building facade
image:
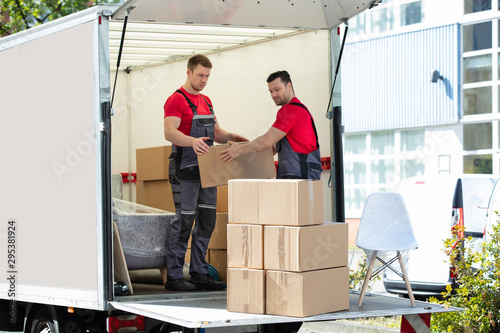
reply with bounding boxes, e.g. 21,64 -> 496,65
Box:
342,0 -> 500,217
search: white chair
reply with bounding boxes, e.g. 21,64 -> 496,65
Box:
355,192 -> 418,307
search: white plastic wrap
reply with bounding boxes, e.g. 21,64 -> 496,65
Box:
113,198 -> 175,270
355,192 -> 418,253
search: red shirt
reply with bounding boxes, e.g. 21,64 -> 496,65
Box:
272,97 -> 318,154
163,86 -> 215,136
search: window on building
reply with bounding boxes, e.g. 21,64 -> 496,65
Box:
464,154 -> 493,173
463,22 -> 492,52
372,130 -> 395,155
371,7 -> 395,34
464,54 -> 493,83
344,134 -> 366,155
347,0 -> 422,38
464,122 -> 492,150
343,129 -> 425,217
464,0 -> 492,14
464,87 -> 492,115
401,1 -> 422,26
401,129 -> 424,151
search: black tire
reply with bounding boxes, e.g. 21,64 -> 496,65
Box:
29,308 -> 58,333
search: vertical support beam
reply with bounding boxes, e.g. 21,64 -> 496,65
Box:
329,29 -> 342,222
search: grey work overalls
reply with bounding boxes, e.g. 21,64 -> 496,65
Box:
167,89 -> 217,280
276,102 -> 322,180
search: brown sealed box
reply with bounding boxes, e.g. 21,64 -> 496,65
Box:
209,249 -> 227,282
227,224 -> 263,269
208,213 -> 228,250
229,179 -> 323,226
264,222 -> 348,272
136,146 -> 172,181
217,185 -> 228,212
227,268 -> 266,314
228,180 -> 259,224
266,266 -> 349,317
197,143 -> 276,188
136,180 -> 175,212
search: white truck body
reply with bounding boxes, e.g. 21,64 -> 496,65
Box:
0,2 -> 460,331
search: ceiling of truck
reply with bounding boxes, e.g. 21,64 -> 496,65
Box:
109,0 -> 377,70
108,20 -> 305,70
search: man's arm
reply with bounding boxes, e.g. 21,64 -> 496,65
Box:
220,127 -> 286,162
214,119 -> 249,143
164,116 -> 211,154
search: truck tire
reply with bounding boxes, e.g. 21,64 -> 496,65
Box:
30,308 -> 58,333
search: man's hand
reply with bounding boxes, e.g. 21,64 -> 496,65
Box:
192,137 -> 211,155
220,141 -> 240,162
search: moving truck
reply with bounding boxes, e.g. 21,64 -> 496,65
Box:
0,1 -> 460,332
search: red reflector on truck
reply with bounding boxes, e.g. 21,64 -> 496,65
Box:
107,315 -> 145,333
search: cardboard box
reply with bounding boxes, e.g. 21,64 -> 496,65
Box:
136,145 -> 172,181
227,268 -> 266,314
227,224 -> 263,269
217,185 -> 228,212
264,222 -> 348,272
208,213 -> 228,250
229,179 -> 323,226
209,249 -> 227,282
228,180 -> 260,224
266,266 -> 349,317
197,143 -> 276,188
136,180 -> 175,212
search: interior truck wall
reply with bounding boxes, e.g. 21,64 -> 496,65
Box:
111,30 -> 333,218
0,20 -> 104,308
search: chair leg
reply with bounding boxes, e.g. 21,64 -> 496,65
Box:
397,251 -> 415,307
358,251 -> 378,306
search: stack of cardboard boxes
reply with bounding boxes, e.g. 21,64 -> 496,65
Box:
136,145 -> 175,212
226,179 -> 349,317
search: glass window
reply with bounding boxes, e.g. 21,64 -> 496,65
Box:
464,0 -> 492,14
401,1 -> 422,26
463,122 -> 492,150
345,188 -> 366,211
371,131 -> 395,155
371,7 -> 394,34
464,54 -> 492,83
464,87 -> 492,115
344,134 -> 366,155
344,161 -> 366,185
371,160 -> 395,184
401,129 -> 425,151
463,154 -> 492,173
349,13 -> 366,36
400,159 -> 425,179
463,22 -> 492,52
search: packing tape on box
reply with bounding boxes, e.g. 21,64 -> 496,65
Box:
309,180 -> 315,224
241,226 -> 248,267
278,227 -> 285,270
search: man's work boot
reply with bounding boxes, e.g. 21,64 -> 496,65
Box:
164,278 -> 196,291
190,273 -> 227,290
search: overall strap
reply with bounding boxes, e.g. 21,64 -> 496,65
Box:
176,89 -> 214,115
290,102 -> 320,149
176,89 -> 197,114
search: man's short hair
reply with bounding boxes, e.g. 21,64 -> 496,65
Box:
187,54 -> 212,71
266,70 -> 293,88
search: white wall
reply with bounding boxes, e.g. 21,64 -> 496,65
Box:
110,30 -> 335,219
